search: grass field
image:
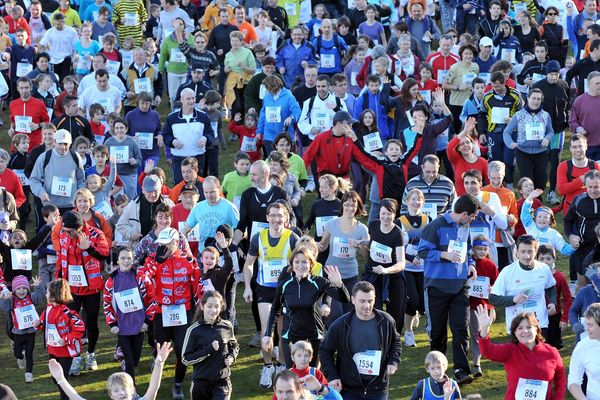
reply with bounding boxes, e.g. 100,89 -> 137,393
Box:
0,101 -> 579,399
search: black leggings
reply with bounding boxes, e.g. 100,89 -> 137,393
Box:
14,332 -> 35,373
118,333 -> 144,383
191,378 -> 231,400
49,355 -> 73,400
405,271 -> 425,316
549,148 -> 561,192
68,292 -> 101,353
515,149 -> 548,191
154,310 -> 192,384
281,337 -> 321,368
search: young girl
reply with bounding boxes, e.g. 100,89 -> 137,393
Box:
468,235 -> 498,378
306,4 -> 328,39
228,112 -> 262,162
35,279 -> 85,400
32,73 -> 56,120
273,132 -> 309,190
199,233 -> 235,297
119,37 -> 135,70
418,62 -> 440,92
337,16 -> 357,46
73,136 -> 93,170
86,156 -> 117,213
182,291 -> 239,400
8,134 -> 30,230
0,275 -> 45,383
103,247 -> 156,382
103,118 -> 143,201
352,109 -> 379,200
54,76 -> 78,117
49,342 -> 173,400
513,176 -> 541,239
358,5 -> 386,47
344,46 -> 366,96
521,188 -> 575,256
74,23 -> 100,79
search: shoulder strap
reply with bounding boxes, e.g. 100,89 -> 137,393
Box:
43,149 -> 79,170
421,214 -> 428,226
567,159 -> 596,180
333,34 -> 343,59
335,96 -> 342,111
306,96 -> 316,124
316,35 -> 322,54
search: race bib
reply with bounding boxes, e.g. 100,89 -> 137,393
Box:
436,70 -> 449,84
123,12 -> 138,26
14,169 -> 29,186
422,203 -> 437,218
77,57 -> 91,71
16,62 -> 32,77
241,136 -> 257,152
491,107 -> 510,124
463,73 -> 477,85
532,73 -> 545,83
15,116 -> 32,133
419,90 -> 431,104
468,276 -> 490,299
501,49 -> 516,64
265,106 -> 281,123
250,221 -> 269,239
170,49 -> 186,63
351,71 -> 358,86
315,216 -> 336,237
46,244 -> 57,264
46,323 -> 62,346
515,379 -> 549,400
106,60 -> 120,75
447,239 -> 467,263
478,72 -> 490,84
406,243 -> 418,256
201,278 -> 216,292
370,241 -> 393,264
133,78 -> 151,94
46,107 -> 53,120
15,304 -> 39,329
162,304 -> 187,326
178,221 -> 200,242
320,53 -> 335,69
93,200 -> 114,219
95,134 -> 105,145
313,112 -> 328,129
111,146 -> 129,163
68,265 -> 88,287
284,3 -> 297,15
50,176 -> 73,197
11,249 -> 32,271
505,296 -> 541,333
525,122 -> 544,141
114,288 -> 143,313
363,132 -> 383,153
135,132 -> 154,150
352,350 -> 381,376
470,226 -> 488,242
263,259 -> 287,283
333,237 -> 355,259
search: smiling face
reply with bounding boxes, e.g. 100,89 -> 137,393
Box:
113,122 -> 127,139
514,317 -> 538,346
267,206 -> 287,231
488,170 -> 504,189
155,211 -> 171,230
527,92 -> 543,110
586,177 -> 600,199
201,249 -> 218,270
472,246 -> 488,260
516,242 -> 537,266
385,142 -> 402,162
570,139 -> 587,161
463,176 -> 481,197
534,209 -> 551,229
108,383 -> 135,400
118,249 -> 134,272
585,316 -> 600,339
75,194 -> 91,213
292,252 -> 311,278
202,296 -> 223,324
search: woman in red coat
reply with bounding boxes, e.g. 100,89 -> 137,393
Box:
475,305 -> 566,400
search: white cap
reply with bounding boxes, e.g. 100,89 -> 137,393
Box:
479,37 -> 493,47
155,228 -> 180,244
54,129 -> 72,144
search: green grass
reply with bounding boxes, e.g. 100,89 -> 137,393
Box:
0,102 -> 578,399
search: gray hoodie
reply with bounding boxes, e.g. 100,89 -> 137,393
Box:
29,148 -> 86,208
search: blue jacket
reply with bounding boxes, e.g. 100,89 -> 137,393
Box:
312,35 -> 347,74
257,88 -> 301,143
353,90 -> 393,140
275,39 -> 316,88
492,33 -> 523,64
569,284 -> 600,341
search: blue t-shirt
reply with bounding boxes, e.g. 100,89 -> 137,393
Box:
185,199 -> 240,252
74,40 -> 101,75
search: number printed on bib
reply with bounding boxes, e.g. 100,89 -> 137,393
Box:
46,323 -> 62,346
525,121 -> 544,141
16,62 -> 33,77
133,78 -> 151,94
263,259 -> 287,283
169,49 -> 186,63
11,249 -> 32,271
162,304 -> 187,326
468,276 -> 490,299
320,54 -> 335,69
15,115 -> 32,133
241,136 -> 257,152
315,216 -> 336,237
447,239 -> 467,263
333,237 -> 355,259
115,288 -> 143,313
363,132 -> 383,153
422,203 -> 437,218
50,176 -> 73,197
135,132 -> 154,150
68,265 -> 88,287
111,146 -> 129,163
352,350 -> 381,376
370,241 -> 393,264
515,378 -> 549,400
265,106 -> 281,123
15,305 -> 39,329
93,200 -> 114,219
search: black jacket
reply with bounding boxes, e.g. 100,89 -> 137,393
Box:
532,78 -> 570,132
53,115 -> 94,144
319,309 -> 402,396
564,192 -> 600,245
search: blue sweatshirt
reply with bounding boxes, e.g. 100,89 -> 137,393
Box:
257,88 -> 301,142
569,284 -> 600,341
125,107 -> 162,159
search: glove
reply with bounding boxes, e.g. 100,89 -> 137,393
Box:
155,244 -> 169,263
572,322 -> 585,335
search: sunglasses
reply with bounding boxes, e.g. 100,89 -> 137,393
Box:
547,12 -> 557,15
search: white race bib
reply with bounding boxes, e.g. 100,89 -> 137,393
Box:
370,241 -> 393,264
470,226 -> 488,242
505,296 -> 542,333
93,200 -> 113,219
313,111 -> 328,129
46,323 -> 62,346
422,203 -> 437,218
77,57 -> 91,71
468,276 -> 490,299
50,176 -> 73,197
406,243 -> 418,256
463,73 -> 477,85
351,71 -> 358,86
436,70 -> 449,84
478,72 -> 490,84
320,53 -> 335,69
46,244 -> 57,264
169,49 -> 186,63
111,146 -> 129,163
14,169 -> 29,186
515,379 -> 549,400
68,265 -> 88,287
265,106 -> 281,123
11,249 -> 32,271
315,216 -> 336,237
135,131 -> 154,150
333,237 -> 355,259
15,304 -> 39,329
363,132 -> 383,153
352,350 -> 381,376
284,2 -> 297,15
106,60 -> 120,76
133,78 -> 151,94
250,221 -> 269,239
16,62 -> 33,77
123,12 -> 138,26
419,90 -> 431,104
525,122 -> 544,141
532,73 -> 545,83
114,288 -> 144,313
447,239 -> 467,263
491,107 -> 510,124
263,259 -> 287,283
178,221 -> 200,242
15,116 -> 32,133
241,136 -> 257,152
501,48 -> 516,64
162,304 -> 187,326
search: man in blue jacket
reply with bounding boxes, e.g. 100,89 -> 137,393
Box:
276,26 -> 316,88
312,19 -> 347,76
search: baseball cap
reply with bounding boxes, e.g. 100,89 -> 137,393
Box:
332,110 -> 357,125
142,175 -> 162,192
181,184 -> 199,194
54,129 -> 72,144
216,224 -> 233,239
479,37 -> 493,47
155,227 -> 180,244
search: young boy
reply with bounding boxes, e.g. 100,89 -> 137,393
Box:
460,77 -> 486,124
89,103 -> 106,145
145,4 -> 160,39
172,184 -> 201,256
86,144 -> 123,196
37,204 -> 59,287
537,245 -> 572,350
410,351 -> 461,400
221,151 -> 252,210
353,74 -> 393,140
201,90 -> 224,177
73,136 -> 93,170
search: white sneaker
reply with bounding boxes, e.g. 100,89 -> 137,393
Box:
69,356 -> 82,376
569,281 -> 577,298
86,352 -> 98,371
305,179 -> 316,192
548,191 -> 561,205
17,358 -> 25,369
25,372 -> 33,383
404,331 -> 417,347
259,364 -> 275,388
275,363 -> 286,375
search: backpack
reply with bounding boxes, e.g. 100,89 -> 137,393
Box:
566,159 -> 596,181
306,95 -> 342,125
42,148 -> 80,171
315,34 -> 344,62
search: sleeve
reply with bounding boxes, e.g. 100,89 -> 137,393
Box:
322,277 -> 350,303
477,334 -> 513,363
556,161 -> 583,197
25,223 -> 52,252
409,380 -> 424,400
568,342 -> 586,387
181,325 -> 214,366
297,98 -> 313,136
552,350 -> 567,400
569,98 -> 584,134
103,278 -> 118,327
569,290 -> 584,327
520,199 -> 535,230
64,309 -> 86,344
558,275 -> 572,323
318,320 -> 341,381
563,199 -> 579,237
502,115 -> 518,148
417,222 -> 443,262
140,276 -> 157,321
446,134 -> 462,163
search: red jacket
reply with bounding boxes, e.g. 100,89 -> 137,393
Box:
0,169 -> 26,207
228,120 -> 262,162
55,223 -> 110,296
4,16 -> 31,44
171,203 -> 198,256
469,257 -> 499,310
302,130 -> 375,177
38,304 -> 85,358
103,272 -> 156,327
556,160 -> 600,215
550,270 -> 572,324
447,134 -> 489,196
138,250 -> 202,312
9,96 -> 50,149
478,335 -> 566,400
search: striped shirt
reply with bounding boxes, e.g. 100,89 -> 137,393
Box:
401,174 -> 456,215
113,0 -> 147,47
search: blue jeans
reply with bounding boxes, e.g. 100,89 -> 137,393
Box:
172,154 -> 205,184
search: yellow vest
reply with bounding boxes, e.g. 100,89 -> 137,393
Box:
257,228 -> 292,287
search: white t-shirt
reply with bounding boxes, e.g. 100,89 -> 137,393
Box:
78,73 -> 126,98
568,337 -> 600,400
39,26 -> 79,64
78,85 -> 122,118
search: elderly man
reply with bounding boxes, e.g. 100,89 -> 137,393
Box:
29,129 -> 85,214
569,70 -> 600,161
121,47 -> 163,114
163,88 -> 215,184
116,174 -> 175,246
